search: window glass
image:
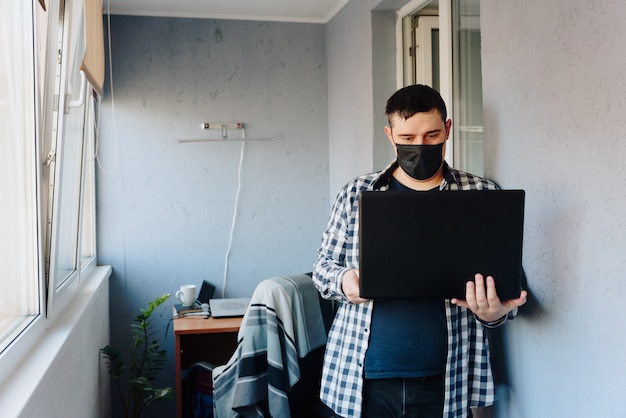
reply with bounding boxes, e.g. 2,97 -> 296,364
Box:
452,0 -> 484,175
402,0 -> 485,175
0,0 -> 98,361
48,0 -> 89,296
79,94 -> 97,272
0,0 -> 41,353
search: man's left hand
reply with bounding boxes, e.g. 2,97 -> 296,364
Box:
451,273 -> 528,323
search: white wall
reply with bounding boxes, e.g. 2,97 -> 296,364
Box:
481,1 -> 626,416
0,267 -> 111,418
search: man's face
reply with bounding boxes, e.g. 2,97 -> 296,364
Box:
384,110 -> 451,148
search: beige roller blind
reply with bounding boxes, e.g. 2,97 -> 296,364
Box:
81,0 -> 104,95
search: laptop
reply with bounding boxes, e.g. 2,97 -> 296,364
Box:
175,281 -> 250,317
194,280 -> 217,308
358,189 -> 525,300
209,297 -> 251,318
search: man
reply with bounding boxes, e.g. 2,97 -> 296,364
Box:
312,84 -> 527,418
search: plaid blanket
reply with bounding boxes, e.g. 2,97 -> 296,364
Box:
212,275 -> 327,418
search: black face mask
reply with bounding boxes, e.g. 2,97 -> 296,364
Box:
396,143 -> 444,180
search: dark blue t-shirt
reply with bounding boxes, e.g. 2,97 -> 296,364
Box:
363,177 -> 447,379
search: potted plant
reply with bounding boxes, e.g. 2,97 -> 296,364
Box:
101,293 -> 174,418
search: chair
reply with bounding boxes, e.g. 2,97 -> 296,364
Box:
187,274 -> 336,418
185,361 -> 215,418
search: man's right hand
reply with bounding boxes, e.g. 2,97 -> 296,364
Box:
341,269 -> 369,304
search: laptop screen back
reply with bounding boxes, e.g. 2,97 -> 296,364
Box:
358,189 -> 525,300
195,280 -> 216,307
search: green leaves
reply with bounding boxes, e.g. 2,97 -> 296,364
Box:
100,344 -> 125,379
138,293 -> 171,320
101,293 -> 173,418
132,377 -> 174,407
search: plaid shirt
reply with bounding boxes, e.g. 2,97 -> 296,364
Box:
312,162 -> 516,418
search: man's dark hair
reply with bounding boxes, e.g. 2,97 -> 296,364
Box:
385,84 -> 447,125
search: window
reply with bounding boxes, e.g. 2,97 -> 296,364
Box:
79,94 -> 97,271
451,0 -> 484,176
46,0 -> 97,312
0,0 -> 42,356
0,0 -> 98,381
399,0 -> 485,175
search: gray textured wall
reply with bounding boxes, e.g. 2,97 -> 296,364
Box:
326,0 -> 376,196
97,16 -> 328,416
326,0 -> 402,197
482,1 -> 626,416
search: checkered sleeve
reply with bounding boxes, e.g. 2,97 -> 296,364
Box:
312,173 -> 378,302
311,172 -> 380,417
446,168 -> 500,191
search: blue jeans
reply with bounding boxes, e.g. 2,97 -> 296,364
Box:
362,376 -> 445,418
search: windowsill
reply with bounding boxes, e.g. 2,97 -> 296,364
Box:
0,265 -> 111,416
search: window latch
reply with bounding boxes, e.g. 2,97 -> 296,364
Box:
44,149 -> 56,167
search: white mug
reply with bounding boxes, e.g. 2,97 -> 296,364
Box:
176,284 -> 197,307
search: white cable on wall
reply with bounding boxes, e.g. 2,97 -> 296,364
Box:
221,141 -> 245,298
94,0 -> 118,174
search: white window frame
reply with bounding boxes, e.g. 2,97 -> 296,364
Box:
396,0 -> 455,164
0,0 -> 98,383
46,0 -> 93,316
0,0 -> 45,384
415,16 -> 439,87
